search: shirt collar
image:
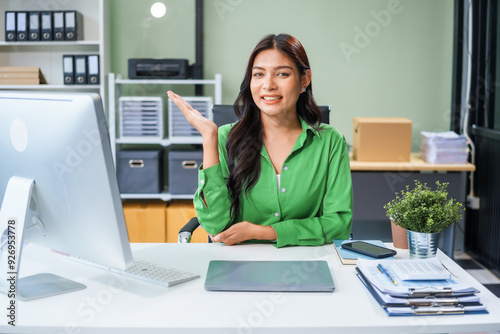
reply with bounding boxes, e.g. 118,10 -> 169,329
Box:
299,116 -> 321,138
260,116 -> 321,159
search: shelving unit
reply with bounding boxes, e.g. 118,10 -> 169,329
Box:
108,72 -> 222,201
0,0 -> 109,107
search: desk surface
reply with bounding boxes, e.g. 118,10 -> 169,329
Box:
350,153 -> 476,172
2,243 -> 499,334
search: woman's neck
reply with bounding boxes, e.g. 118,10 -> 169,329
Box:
261,112 -> 301,138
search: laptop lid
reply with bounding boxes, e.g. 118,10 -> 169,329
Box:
204,260 -> 335,292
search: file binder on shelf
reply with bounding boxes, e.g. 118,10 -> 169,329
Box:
16,12 -> 28,41
28,12 -> 41,41
74,56 -> 87,84
87,55 -> 99,84
5,11 -> 16,42
53,12 -> 64,41
41,12 -> 53,41
64,11 -> 82,41
63,55 -> 75,85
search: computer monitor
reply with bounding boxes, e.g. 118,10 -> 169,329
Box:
212,104 -> 331,126
0,91 -> 133,300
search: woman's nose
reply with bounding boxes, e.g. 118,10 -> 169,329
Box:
263,75 -> 277,91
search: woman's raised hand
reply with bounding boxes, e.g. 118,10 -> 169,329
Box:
167,91 -> 220,169
167,91 -> 218,139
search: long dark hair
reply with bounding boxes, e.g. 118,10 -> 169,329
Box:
225,33 -> 322,222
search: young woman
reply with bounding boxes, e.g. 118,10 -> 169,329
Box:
167,33 -> 352,247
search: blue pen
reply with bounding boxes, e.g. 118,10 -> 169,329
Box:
377,264 -> 397,285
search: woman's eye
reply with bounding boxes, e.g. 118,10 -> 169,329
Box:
252,72 -> 263,77
276,72 -> 290,77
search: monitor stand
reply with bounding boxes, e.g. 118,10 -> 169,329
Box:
0,176 -> 86,301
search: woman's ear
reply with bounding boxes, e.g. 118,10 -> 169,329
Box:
302,69 -> 312,91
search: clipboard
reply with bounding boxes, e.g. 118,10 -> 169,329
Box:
355,268 -> 488,316
356,258 -> 479,297
356,268 -> 481,307
386,305 -> 488,316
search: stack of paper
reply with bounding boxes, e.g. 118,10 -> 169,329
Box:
420,131 -> 468,164
355,258 -> 487,316
0,66 -> 47,85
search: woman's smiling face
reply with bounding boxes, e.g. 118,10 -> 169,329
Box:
250,48 -> 308,120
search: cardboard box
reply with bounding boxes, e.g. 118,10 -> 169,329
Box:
123,201 -> 167,242
353,117 -> 412,162
166,200 -> 208,243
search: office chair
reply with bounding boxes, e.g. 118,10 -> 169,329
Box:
177,104 -> 332,243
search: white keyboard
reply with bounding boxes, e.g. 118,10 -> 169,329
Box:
68,257 -> 200,287
390,260 -> 451,281
120,260 -> 200,287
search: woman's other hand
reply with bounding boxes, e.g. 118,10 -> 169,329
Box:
211,221 -> 277,246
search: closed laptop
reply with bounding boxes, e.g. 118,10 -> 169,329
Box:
205,260 -> 335,292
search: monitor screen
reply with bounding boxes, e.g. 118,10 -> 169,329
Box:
211,104 -> 331,126
0,91 -> 133,300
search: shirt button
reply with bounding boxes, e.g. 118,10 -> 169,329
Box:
200,179 -> 205,184
274,212 -> 279,217
283,166 -> 288,171
281,188 -> 286,193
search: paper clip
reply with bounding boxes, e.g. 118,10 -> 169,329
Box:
412,304 -> 465,315
406,297 -> 459,306
409,286 -> 453,297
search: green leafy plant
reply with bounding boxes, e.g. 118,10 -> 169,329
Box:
384,180 -> 465,233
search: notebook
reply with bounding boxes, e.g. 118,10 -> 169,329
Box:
204,260 -> 335,292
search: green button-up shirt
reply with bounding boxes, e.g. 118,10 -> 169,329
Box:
194,118 -> 353,247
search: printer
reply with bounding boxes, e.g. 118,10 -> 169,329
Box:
128,59 -> 189,79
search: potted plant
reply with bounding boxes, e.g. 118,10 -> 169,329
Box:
384,180 -> 465,258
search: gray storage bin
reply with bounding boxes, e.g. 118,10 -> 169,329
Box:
169,150 -> 202,194
117,150 -> 163,193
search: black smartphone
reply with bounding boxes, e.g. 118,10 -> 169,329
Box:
341,241 -> 397,258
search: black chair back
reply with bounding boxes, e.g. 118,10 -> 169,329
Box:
212,104 -> 331,126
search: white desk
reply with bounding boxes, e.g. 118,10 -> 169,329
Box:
1,243 -> 500,334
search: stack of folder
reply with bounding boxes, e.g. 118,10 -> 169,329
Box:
0,66 -> 47,85
420,131 -> 469,164
355,258 -> 488,316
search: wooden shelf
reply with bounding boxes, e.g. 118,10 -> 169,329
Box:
349,153 -> 476,172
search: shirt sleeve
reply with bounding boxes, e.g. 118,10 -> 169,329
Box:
193,125 -> 233,236
271,134 -> 353,247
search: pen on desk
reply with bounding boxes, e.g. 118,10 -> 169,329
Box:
377,264 -> 397,285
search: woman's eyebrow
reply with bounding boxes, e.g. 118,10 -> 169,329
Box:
252,65 -> 294,71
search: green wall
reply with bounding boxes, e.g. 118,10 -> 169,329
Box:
110,0 -> 454,150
